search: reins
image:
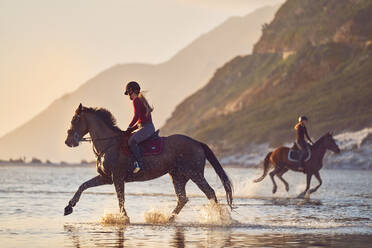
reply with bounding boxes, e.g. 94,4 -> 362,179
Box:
80,134 -> 122,143
79,133 -> 123,167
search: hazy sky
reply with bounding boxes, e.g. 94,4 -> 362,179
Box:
0,0 -> 281,137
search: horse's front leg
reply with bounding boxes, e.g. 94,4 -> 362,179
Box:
309,171 -> 322,194
113,176 -> 130,223
297,172 -> 313,198
64,175 -> 112,215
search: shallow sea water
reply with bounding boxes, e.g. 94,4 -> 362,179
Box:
0,165 -> 371,247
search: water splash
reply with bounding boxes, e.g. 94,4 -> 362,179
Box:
100,212 -> 130,225
144,208 -> 170,224
232,176 -> 264,198
196,202 -> 234,225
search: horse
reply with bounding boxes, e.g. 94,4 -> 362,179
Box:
253,132 -> 341,198
64,103 -> 233,222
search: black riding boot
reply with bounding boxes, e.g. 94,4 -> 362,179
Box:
129,142 -> 143,173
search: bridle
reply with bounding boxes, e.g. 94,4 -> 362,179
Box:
70,113 -> 124,166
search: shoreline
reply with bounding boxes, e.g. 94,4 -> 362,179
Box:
0,161 -> 371,170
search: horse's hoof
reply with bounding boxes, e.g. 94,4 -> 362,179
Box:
119,214 -> 130,224
297,192 -> 305,199
64,205 -> 73,216
168,214 -> 176,223
285,186 -> 289,192
272,188 -> 277,194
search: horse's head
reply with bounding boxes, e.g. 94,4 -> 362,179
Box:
65,103 -> 89,147
323,132 -> 341,154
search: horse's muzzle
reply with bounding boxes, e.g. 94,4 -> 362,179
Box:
65,139 -> 79,148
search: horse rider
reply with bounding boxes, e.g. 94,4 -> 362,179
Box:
294,116 -> 314,172
124,81 -> 155,173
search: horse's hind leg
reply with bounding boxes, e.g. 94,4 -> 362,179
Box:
277,168 -> 289,192
169,172 -> 189,222
269,167 -> 281,194
190,174 -> 218,204
64,175 -> 112,216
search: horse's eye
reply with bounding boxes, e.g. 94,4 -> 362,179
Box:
72,116 -> 79,124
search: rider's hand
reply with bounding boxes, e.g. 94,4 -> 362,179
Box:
122,127 -> 132,135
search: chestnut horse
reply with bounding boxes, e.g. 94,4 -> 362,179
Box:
64,104 -> 233,222
253,133 -> 340,198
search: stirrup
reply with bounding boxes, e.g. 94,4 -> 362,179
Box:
133,161 -> 141,174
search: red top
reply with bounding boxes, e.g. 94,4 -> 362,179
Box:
128,97 -> 152,129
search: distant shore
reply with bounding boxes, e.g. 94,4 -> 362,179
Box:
0,161 -> 370,170
0,161 -> 96,167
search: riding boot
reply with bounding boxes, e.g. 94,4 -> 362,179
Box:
129,142 -> 143,173
298,155 -> 307,174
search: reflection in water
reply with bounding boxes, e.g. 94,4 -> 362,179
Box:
171,228 -> 184,248
115,226 -> 125,248
63,223 -> 372,248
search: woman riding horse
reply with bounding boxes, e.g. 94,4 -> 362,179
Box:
254,131 -> 340,197
64,103 -> 233,221
124,81 -> 155,173
96,81 -> 154,177
295,116 -> 314,172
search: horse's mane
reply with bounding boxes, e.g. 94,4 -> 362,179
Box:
83,107 -> 122,133
313,133 -> 329,149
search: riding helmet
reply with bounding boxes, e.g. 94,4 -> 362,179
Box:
298,116 -> 308,122
124,81 -> 141,95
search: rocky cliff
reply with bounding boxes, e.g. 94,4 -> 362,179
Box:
162,0 -> 372,158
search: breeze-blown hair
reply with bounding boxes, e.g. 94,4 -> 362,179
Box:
294,122 -> 301,130
138,91 -> 154,116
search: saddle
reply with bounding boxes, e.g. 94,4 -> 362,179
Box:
120,130 -> 164,156
288,142 -> 311,162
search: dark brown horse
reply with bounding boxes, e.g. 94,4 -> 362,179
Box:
253,133 -> 340,198
64,104 -> 233,222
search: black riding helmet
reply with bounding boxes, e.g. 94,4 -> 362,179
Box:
298,116 -> 308,122
124,81 -> 140,95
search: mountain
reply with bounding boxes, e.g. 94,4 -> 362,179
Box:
0,5 -> 280,162
162,0 -> 372,158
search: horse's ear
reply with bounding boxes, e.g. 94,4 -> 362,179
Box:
76,103 -> 83,114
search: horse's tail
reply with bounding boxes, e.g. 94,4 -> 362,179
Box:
253,152 -> 272,183
200,142 -> 233,209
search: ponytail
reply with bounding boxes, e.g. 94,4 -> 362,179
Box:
294,122 -> 301,130
138,91 -> 154,116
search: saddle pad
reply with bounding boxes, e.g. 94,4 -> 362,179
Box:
121,136 -> 164,156
288,147 -> 311,162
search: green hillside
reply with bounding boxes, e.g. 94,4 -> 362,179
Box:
162,0 -> 372,155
